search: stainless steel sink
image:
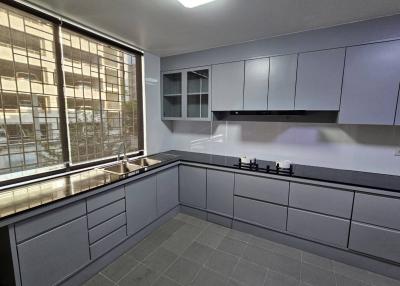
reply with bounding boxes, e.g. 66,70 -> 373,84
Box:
97,157 -> 162,176
129,157 -> 161,167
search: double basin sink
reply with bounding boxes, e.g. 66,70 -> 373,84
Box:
97,157 -> 162,177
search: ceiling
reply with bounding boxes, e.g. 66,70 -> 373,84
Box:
27,0 -> 400,57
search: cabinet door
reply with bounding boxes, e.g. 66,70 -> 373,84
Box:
179,165 -> 207,208
211,61 -> 244,111
162,71 -> 183,119
295,48 -> 345,110
126,176 -> 157,236
268,54 -> 298,110
157,167 -> 179,216
187,68 -> 211,120
339,41 -> 400,125
396,105 -> 400,125
244,58 -> 269,110
207,169 -> 234,216
18,217 -> 90,286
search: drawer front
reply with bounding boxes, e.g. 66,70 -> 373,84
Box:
287,208 -> 349,247
87,199 -> 125,229
89,212 -> 126,244
90,226 -> 127,260
349,222 -> 400,263
179,166 -> 207,209
234,196 -> 287,231
289,183 -> 354,218
235,174 -> 289,205
87,187 -> 125,212
15,201 -> 86,243
353,193 -> 400,230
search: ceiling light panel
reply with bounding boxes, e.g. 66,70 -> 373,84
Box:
177,0 -> 216,8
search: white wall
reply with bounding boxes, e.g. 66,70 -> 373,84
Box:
170,120 -> 400,176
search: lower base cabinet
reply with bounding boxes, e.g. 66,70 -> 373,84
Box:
156,167 -> 179,216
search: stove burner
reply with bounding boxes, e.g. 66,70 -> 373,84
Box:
234,158 -> 293,176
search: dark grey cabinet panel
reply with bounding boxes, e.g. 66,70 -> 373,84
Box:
396,106 -> 400,125
126,176 -> 157,236
339,41 -> 400,125
211,61 -> 245,111
87,199 -> 125,229
268,54 -> 298,110
349,222 -> 400,263
207,169 -> 234,216
18,217 -> 90,286
234,196 -> 287,231
353,193 -> 400,230
15,201 -> 86,243
156,167 -> 179,216
244,58 -> 269,110
89,213 -> 126,243
289,183 -> 353,218
86,187 -> 125,212
90,226 -> 127,260
235,174 -> 289,205
179,165 -> 207,208
287,208 -> 349,247
295,48 -> 345,110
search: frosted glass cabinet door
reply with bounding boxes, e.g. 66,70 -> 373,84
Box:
244,58 -> 269,110
339,41 -> 400,125
162,72 -> 182,118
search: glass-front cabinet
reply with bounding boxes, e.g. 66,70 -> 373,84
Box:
162,67 -> 211,120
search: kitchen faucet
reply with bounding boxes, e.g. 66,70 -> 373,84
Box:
117,142 -> 127,164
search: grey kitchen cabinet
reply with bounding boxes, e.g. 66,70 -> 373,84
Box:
17,216 -> 90,286
295,48 -> 345,110
90,226 -> 127,260
349,222 -> 400,263
244,58 -> 269,110
396,106 -> 400,125
268,54 -> 298,110
339,41 -> 400,125
162,71 -> 183,119
211,61 -> 245,111
179,165 -> 207,209
126,176 -> 158,236
156,167 -> 179,216
207,169 -> 234,216
287,208 -> 350,248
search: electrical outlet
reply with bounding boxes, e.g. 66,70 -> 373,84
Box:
396,149 -> 400,156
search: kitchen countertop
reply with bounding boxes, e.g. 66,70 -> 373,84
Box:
0,149 -> 399,222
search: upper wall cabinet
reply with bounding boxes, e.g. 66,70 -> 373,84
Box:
162,71 -> 183,119
339,41 -> 400,125
244,58 -> 269,110
211,61 -> 245,111
187,68 -> 211,119
295,48 -> 345,111
268,54 -> 298,110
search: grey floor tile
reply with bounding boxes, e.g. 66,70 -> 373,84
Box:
333,261 -> 371,284
165,257 -> 201,285
249,235 -> 278,251
183,241 -> 214,264
196,229 -> 225,248
217,237 -> 247,257
82,273 -> 115,286
206,223 -> 231,235
160,218 -> 186,235
265,252 -> 301,280
227,229 -> 252,243
264,270 -> 299,286
230,259 -> 267,286
301,252 -> 333,271
145,227 -> 172,245
126,239 -> 159,261
336,273 -> 370,286
142,247 -> 177,274
301,262 -> 336,286
205,249 -> 239,276
119,264 -> 159,286
152,275 -> 182,286
100,254 -> 138,282
270,243 -> 302,261
191,267 -> 228,286
162,228 -> 197,255
226,278 -> 246,286
369,272 -> 400,286
242,244 -> 271,267
175,213 -> 210,229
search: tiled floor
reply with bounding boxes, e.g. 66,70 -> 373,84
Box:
83,213 -> 400,286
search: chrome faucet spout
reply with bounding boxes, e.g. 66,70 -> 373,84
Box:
117,142 -> 127,163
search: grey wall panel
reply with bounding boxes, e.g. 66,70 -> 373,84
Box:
18,217 -> 90,286
90,226 -> 127,260
87,199 -> 125,229
211,61 -> 245,111
287,208 -> 349,248
161,15 -> 400,71
289,183 -> 354,218
89,213 -> 126,244
235,174 -> 289,205
156,167 -> 179,216
339,40 -> 400,125
352,193 -> 400,230
268,54 -> 297,110
244,58 -> 269,110
179,165 -> 207,208
234,196 -> 287,231
15,201 -> 86,243
349,222 -> 400,263
86,187 -> 125,213
207,169 -> 234,216
295,48 -> 345,110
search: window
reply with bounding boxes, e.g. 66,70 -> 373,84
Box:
0,3 -> 143,181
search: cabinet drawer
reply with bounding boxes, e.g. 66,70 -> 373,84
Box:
90,226 -> 127,260
353,193 -> 400,230
89,212 -> 126,244
289,183 -> 353,218
87,199 -> 125,229
235,174 -> 289,205
15,201 -> 86,243
87,187 -> 125,212
287,208 -> 349,247
349,222 -> 400,263
234,196 -> 287,231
